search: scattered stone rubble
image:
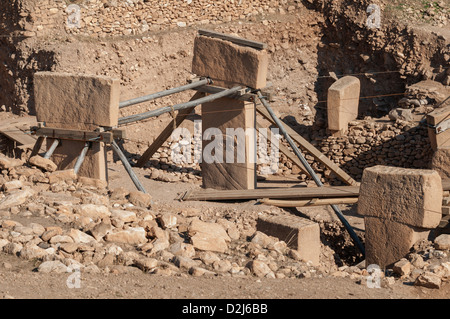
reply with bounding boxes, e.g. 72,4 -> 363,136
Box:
0,152 -> 449,290
0,152 -> 336,279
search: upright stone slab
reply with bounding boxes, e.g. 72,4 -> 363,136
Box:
364,216 -> 430,268
256,215 -> 320,266
192,35 -> 268,89
359,165 -> 443,268
358,166 -> 442,228
201,97 -> 256,190
34,72 -> 120,181
34,72 -> 120,130
431,147 -> 450,179
327,76 -> 360,136
47,139 -> 107,181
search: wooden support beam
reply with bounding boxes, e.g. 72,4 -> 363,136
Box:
260,197 -> 359,207
256,105 -> 358,186
255,121 -> 310,178
181,185 -> 360,201
135,92 -> 205,168
183,178 -> 449,202
111,129 -> 127,140
30,136 -> 45,157
426,100 -> 450,151
34,127 -> 114,144
0,117 -> 38,147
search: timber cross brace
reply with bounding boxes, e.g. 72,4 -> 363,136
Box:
30,29 -> 364,255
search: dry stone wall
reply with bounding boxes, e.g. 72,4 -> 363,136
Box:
15,0 -> 292,38
318,119 -> 433,181
143,117 -> 433,185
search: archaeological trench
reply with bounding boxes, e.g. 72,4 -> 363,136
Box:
0,0 -> 449,292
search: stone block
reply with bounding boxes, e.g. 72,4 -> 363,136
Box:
34,72 -> 120,130
364,216 -> 430,268
256,214 -> 320,266
434,234 -> 450,250
34,72 -> 118,181
105,227 -> 148,245
358,166 -> 442,228
192,35 -> 268,89
201,97 -> 256,190
327,76 -> 360,135
188,219 -> 230,253
431,147 -> 450,179
443,206 -> 450,215
47,169 -> 77,184
78,176 -> 108,189
28,155 -> 57,172
47,138 -> 107,181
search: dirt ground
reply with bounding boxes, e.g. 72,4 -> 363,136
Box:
0,257 -> 439,300
0,161 -> 448,300
0,0 -> 449,302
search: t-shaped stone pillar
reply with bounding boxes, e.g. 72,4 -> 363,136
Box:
358,166 -> 442,268
33,72 -> 120,181
192,31 -> 268,190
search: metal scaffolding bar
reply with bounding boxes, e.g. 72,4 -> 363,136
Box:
44,139 -> 60,159
119,78 -> 211,109
73,142 -> 91,174
256,91 -> 365,257
119,85 -> 244,126
111,140 -> 147,193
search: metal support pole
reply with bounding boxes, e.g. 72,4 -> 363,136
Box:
44,139 -> 60,159
73,142 -> 91,174
256,91 -> 365,257
119,78 -> 211,109
119,86 -> 245,126
111,140 -> 147,193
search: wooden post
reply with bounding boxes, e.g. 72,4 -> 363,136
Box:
30,136 -> 45,157
260,197 -> 359,208
135,92 -> 205,168
256,104 -> 358,186
255,121 -> 310,177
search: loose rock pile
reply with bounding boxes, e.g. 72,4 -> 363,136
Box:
0,153 -> 340,279
0,152 -> 449,290
392,236 -> 450,289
